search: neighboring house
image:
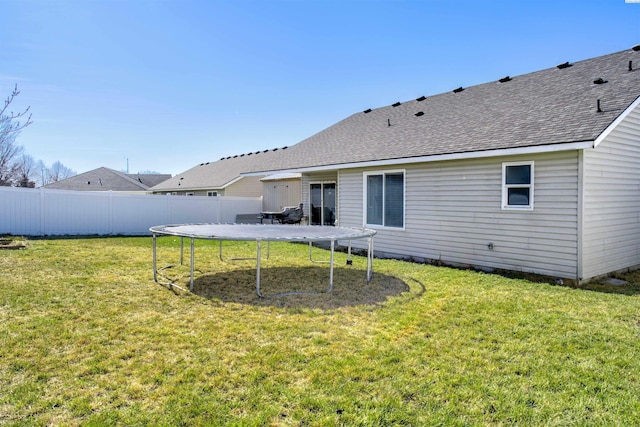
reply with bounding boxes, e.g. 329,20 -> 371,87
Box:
148,148 -> 298,204
42,167 -> 171,192
237,45 -> 640,283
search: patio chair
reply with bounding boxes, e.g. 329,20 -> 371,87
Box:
279,203 -> 304,224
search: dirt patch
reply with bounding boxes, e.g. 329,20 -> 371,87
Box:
0,237 -> 27,250
190,266 -> 409,309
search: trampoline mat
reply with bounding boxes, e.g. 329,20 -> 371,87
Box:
150,223 -> 376,242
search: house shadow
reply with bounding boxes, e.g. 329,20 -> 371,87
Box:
570,280 -> 640,297
190,266 -> 410,309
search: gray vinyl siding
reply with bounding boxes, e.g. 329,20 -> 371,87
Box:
339,151 -> 579,279
582,104 -> 640,280
224,176 -> 263,197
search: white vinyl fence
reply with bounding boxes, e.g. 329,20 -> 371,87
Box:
0,187 -> 262,236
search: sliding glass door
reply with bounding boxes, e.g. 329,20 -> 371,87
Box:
310,183 -> 336,226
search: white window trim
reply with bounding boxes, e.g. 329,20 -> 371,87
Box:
363,169 -> 406,229
502,161 -> 534,210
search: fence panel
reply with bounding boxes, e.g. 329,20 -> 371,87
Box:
110,192 -> 169,235
0,187 -> 262,236
45,190 -> 112,235
0,187 -> 41,235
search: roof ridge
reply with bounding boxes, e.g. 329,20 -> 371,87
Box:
102,167 -> 149,189
361,46 -> 640,113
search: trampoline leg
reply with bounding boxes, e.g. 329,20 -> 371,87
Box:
309,241 -> 331,264
367,236 -> 374,282
220,239 -> 269,262
256,239 -> 263,297
152,233 -> 157,282
180,237 -> 184,265
346,240 -> 353,265
190,238 -> 195,291
328,240 -> 335,292
150,233 -> 191,293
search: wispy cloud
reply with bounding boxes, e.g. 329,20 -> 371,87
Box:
0,74 -> 31,83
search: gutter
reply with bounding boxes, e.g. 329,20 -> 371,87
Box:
241,140 -> 595,176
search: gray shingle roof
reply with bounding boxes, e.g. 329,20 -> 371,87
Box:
42,167 -> 171,191
244,46 -> 640,174
149,147 -> 289,191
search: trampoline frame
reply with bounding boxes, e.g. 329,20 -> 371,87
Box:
150,223 -> 376,297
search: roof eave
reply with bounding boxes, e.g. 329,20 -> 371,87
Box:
242,141 -> 595,176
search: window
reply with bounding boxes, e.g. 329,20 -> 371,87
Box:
502,161 -> 534,210
364,170 -> 404,228
185,192 -> 195,196
207,191 -> 218,197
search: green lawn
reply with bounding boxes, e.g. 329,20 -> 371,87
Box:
1,236 -> 639,426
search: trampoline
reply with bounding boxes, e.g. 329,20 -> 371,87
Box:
150,223 -> 376,297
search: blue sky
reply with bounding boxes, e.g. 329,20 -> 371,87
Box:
2,0 -> 639,176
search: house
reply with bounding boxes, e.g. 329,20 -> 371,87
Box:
236,45 -> 640,283
42,167 -> 171,192
149,148 -> 302,212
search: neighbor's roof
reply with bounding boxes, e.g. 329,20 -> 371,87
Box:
242,46 -> 640,174
42,167 -> 171,191
149,147 -> 289,192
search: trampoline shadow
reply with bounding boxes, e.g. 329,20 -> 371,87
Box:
190,266 -> 409,309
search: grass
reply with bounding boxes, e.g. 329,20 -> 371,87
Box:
1,236 -> 639,426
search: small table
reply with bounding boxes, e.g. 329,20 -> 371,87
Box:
260,212 -> 284,224
151,223 -> 376,297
